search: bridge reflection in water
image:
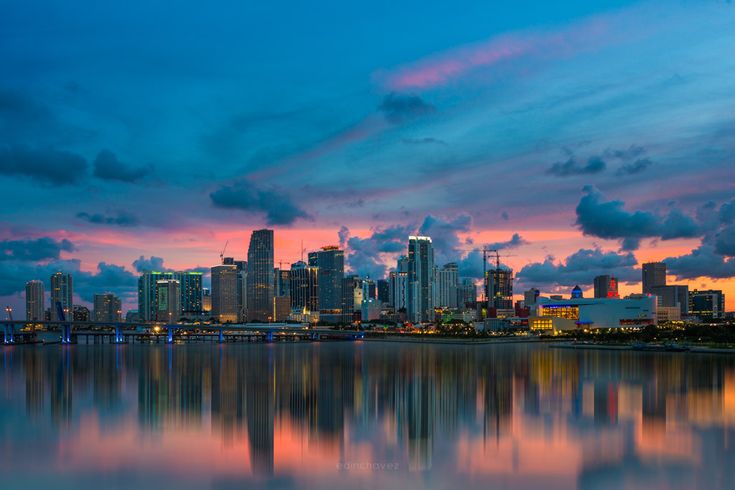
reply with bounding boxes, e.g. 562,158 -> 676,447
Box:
0,343 -> 734,490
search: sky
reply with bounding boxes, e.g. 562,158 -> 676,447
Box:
2,0 -> 735,314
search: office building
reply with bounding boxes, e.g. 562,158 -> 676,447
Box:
594,275 -> 619,299
434,262 -> 459,309
650,284 -> 689,316
524,288 -> 540,306
73,305 -> 90,322
247,229 -> 275,322
202,288 -> 212,313
689,289 -> 725,320
376,279 -> 390,304
50,272 -> 73,321
138,271 -> 174,321
407,236 -> 434,323
642,262 -> 667,294
93,293 -> 122,322
25,280 -> 45,322
175,271 -> 203,314
211,264 -> 239,323
389,270 -> 408,311
156,279 -> 181,322
486,268 -> 513,310
458,278 -> 477,309
308,246 -> 345,319
289,261 -> 319,312
361,298 -> 382,322
274,268 -> 290,297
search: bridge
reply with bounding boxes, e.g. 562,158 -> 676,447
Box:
0,320 -> 365,345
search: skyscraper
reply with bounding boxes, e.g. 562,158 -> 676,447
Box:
689,289 -> 725,320
175,271 -> 203,314
486,268 -> 513,310
289,261 -> 319,312
594,275 -> 619,298
50,272 -> 73,321
407,236 -> 434,323
308,246 -> 345,320
93,293 -> 122,322
156,279 -> 181,322
651,284 -> 689,316
25,280 -> 45,322
642,262 -> 667,294
138,271 -> 174,321
247,229 -> 274,322
388,271 -> 408,311
211,264 -> 239,323
434,262 -> 459,309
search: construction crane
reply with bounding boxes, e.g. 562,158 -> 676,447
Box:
219,240 -> 229,264
456,247 -> 516,302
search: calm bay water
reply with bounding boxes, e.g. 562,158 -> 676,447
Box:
1,341 -> 734,490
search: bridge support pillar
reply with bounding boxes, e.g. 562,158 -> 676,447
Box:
311,332 -> 318,341
61,324 -> 71,344
218,329 -> 224,343
167,326 -> 174,344
3,324 -> 14,344
266,331 -> 273,343
114,326 -> 123,343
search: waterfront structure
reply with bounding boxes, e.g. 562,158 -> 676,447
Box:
308,246 -> 345,320
532,295 -> 657,329
642,262 -> 667,294
211,263 -> 239,323
25,280 -> 45,322
689,289 -> 725,320
175,271 -> 203,314
50,272 -> 73,321
156,279 -> 181,322
93,293 -> 122,322
650,284 -> 689,316
486,268 -> 513,310
593,275 -> 619,298
247,229 -> 275,322
434,262 -> 459,309
289,261 -> 319,313
138,271 -> 174,321
407,236 -> 434,323
202,288 -> 212,313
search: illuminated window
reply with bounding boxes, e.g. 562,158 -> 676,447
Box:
539,305 -> 579,320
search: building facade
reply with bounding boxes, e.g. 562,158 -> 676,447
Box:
434,262 -> 459,309
593,275 -> 619,299
156,279 -> 181,322
407,236 -> 434,323
25,280 -> 45,322
247,229 -> 275,322
642,262 -> 667,294
689,289 -> 725,320
308,246 -> 345,318
138,271 -> 174,321
289,261 -> 319,313
175,271 -> 203,314
211,264 -> 239,323
93,293 -> 122,322
50,272 -> 73,321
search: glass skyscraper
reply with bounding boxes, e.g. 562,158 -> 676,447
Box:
308,246 -> 344,319
407,236 -> 434,323
247,229 -> 274,322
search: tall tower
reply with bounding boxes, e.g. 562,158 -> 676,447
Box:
211,264 -> 239,323
308,246 -> 345,321
642,262 -> 666,294
289,261 -> 319,312
407,236 -> 434,323
156,279 -> 181,322
137,271 -> 174,321
247,229 -> 275,322
25,280 -> 45,322
175,271 -> 203,314
50,272 -> 73,321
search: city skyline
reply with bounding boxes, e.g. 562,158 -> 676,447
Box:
2,0 -> 735,314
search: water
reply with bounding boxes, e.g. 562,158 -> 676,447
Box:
1,341 -> 734,490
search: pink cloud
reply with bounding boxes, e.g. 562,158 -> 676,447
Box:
380,17 -> 611,90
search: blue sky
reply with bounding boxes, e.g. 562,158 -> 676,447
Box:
1,0 -> 735,312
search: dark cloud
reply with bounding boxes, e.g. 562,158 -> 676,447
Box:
342,224 -> 412,278
715,225 -> 735,256
133,256 -> 170,272
379,93 -> 435,123
547,156 -> 606,177
720,198 -> 735,225
0,237 -> 75,262
487,233 -> 528,250
76,211 -> 139,227
665,245 -> 735,280
575,186 -> 700,250
210,180 -> 310,225
418,214 -> 471,264
615,157 -> 652,176
603,144 -> 646,160
501,211 -> 510,221
517,247 -> 639,290
402,137 -> 447,146
0,144 -> 87,185
93,149 -> 153,183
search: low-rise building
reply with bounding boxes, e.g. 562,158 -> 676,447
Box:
533,295 -> 657,329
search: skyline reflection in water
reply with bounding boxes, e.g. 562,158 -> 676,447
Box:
1,343 -> 734,489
